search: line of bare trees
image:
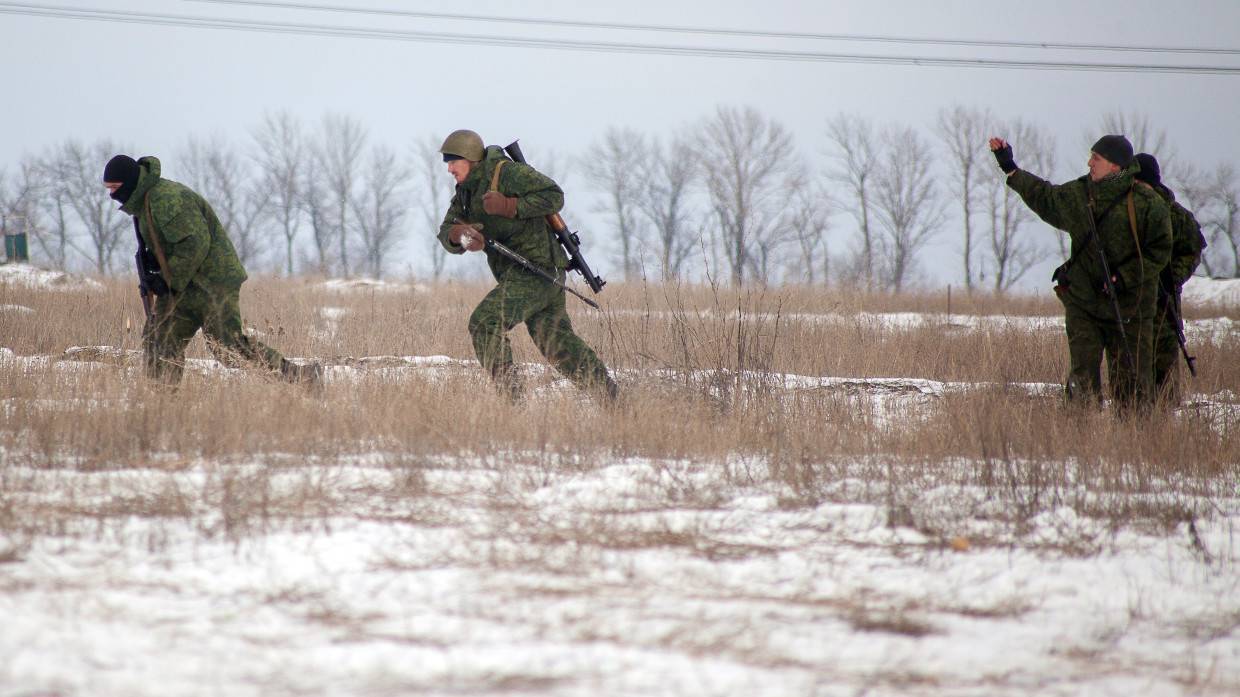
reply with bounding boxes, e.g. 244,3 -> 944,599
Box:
2,104 -> 1238,286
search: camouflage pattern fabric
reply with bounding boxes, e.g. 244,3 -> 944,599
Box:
120,156 -> 247,294
1063,301 -> 1155,408
1007,164 -> 1172,408
121,156 -> 285,384
143,284 -> 285,384
468,267 -> 612,401
1146,182 -> 1207,402
438,145 -> 569,281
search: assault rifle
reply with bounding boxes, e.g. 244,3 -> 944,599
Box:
452,219 -> 599,309
1159,282 -> 1198,377
132,220 -> 160,322
1084,198 -> 1136,375
502,140 -> 606,294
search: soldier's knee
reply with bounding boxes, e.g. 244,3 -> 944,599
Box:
468,306 -> 499,340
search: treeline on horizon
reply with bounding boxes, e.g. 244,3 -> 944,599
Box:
0,105 -> 1236,291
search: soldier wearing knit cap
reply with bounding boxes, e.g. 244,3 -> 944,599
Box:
1133,152 -> 1208,403
987,134 -> 1171,411
104,154 -> 322,388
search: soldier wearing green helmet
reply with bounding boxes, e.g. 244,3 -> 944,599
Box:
436,129 -> 617,403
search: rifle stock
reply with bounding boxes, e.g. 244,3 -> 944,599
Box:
502,140 -> 606,294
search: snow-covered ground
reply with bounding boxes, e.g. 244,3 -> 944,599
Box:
2,345 -> 1239,695
0,262 -> 105,292
0,452 -> 1236,697
1184,275 -> 1240,307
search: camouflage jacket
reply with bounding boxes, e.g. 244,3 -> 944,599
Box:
1144,182 -> 1207,292
120,156 -> 247,294
1008,164 -> 1172,319
438,146 -> 569,281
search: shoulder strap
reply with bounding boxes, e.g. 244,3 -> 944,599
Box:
143,193 -> 172,279
1126,191 -> 1143,262
489,160 -> 506,193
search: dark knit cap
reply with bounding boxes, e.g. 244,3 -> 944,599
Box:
1134,152 -> 1161,185
442,153 -> 464,163
1090,135 -> 1134,169
103,154 -> 139,184
103,155 -> 141,204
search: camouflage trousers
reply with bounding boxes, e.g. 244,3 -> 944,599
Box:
1152,298 -> 1186,404
143,283 -> 285,384
1062,301 -> 1155,410
468,271 -> 612,400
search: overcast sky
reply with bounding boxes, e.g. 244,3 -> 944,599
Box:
2,0 -> 1238,289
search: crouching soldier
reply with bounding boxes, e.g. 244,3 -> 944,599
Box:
989,135 -> 1171,411
436,129 -> 617,403
103,154 -> 322,386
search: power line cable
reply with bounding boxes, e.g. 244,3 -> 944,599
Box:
1,2 -> 1238,74
190,0 -> 1240,57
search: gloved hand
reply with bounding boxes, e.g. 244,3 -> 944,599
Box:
989,138 -> 1017,174
145,271 -> 171,296
449,223 -> 485,252
482,191 -> 518,219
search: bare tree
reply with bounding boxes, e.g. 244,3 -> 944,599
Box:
935,105 -> 992,291
299,172 -> 334,276
315,113 -> 367,278
780,178 -> 833,285
636,134 -> 699,280
350,144 -> 410,279
872,127 -> 944,293
180,134 -> 269,269
44,139 -> 128,273
581,127 -> 648,279
413,135 -> 452,280
1199,163 -> 1239,277
980,118 -> 1057,292
253,111 -> 306,276
826,113 -> 879,290
698,105 -> 796,286
0,160 -> 46,264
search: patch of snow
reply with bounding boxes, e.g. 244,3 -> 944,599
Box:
0,303 -> 34,314
0,262 -> 105,292
317,278 -> 428,294
1182,275 -> 1240,307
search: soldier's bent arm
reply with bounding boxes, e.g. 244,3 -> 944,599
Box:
1168,207 -> 1206,288
156,206 -> 212,293
1006,169 -> 1075,233
500,162 -> 564,218
437,197 -> 469,255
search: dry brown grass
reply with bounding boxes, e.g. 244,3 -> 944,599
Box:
1,274 -> 1238,546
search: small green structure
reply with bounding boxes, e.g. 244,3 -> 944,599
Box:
3,231 -> 28,263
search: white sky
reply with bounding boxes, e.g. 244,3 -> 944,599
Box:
2,0 -> 1239,288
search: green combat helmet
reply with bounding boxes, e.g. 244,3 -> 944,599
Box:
439,129 -> 485,162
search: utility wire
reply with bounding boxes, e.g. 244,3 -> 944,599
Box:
2,1 -> 1239,74
190,0 -> 1240,57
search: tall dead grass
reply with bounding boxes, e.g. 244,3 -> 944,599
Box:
1,274 -> 1237,544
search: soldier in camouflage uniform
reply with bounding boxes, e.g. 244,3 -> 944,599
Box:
989,135 -> 1172,410
103,155 -> 321,386
435,130 -> 616,402
1134,153 -> 1207,404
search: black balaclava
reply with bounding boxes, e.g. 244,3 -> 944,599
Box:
103,155 -> 140,204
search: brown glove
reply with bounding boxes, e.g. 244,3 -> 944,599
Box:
448,223 -> 485,252
482,191 -> 518,219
